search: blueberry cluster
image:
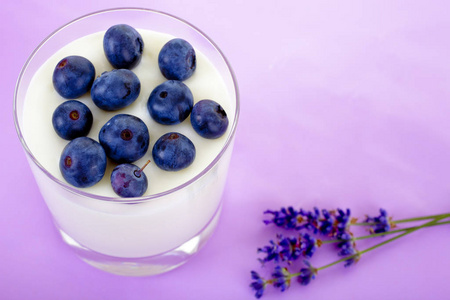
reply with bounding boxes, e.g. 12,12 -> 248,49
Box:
51,24 -> 229,197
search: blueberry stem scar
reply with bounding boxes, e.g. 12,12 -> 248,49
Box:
69,110 -> 79,120
121,129 -> 133,141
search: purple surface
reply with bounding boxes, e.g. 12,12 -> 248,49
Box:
3,1 -> 450,299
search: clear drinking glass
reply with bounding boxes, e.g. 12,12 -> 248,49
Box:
13,8 -> 239,276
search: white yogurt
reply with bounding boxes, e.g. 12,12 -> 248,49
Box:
22,29 -> 236,258
24,30 -> 235,197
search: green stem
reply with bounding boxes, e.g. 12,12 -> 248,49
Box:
322,220 -> 450,245
316,216 -> 447,272
353,213 -> 450,226
393,213 -> 450,224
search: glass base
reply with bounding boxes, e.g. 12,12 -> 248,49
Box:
54,205 -> 222,276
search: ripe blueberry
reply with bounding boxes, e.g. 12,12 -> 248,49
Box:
91,69 -> 141,111
152,132 -> 196,171
110,160 -> 150,198
99,114 -> 150,163
158,38 -> 196,81
190,99 -> 229,139
52,100 -> 93,140
103,24 -> 144,69
147,80 -> 193,125
59,137 -> 107,188
52,55 -> 95,99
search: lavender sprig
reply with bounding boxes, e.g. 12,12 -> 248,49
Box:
263,207 -> 300,230
251,208 -> 450,298
264,207 -> 357,236
364,208 -> 391,233
250,261 -> 317,298
258,233 -> 320,264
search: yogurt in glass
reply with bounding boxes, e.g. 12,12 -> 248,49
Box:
14,8 -> 239,276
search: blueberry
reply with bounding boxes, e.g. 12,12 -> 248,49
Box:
147,80 -> 193,125
52,55 -> 95,99
158,38 -> 196,81
91,69 -> 141,111
152,132 -> 195,171
110,161 -> 150,198
59,137 -> 107,188
190,99 -> 229,139
99,114 -> 149,163
103,24 -> 144,69
52,100 -> 93,140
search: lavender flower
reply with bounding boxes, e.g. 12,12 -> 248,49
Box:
365,208 -> 391,233
301,233 -> 319,258
263,207 -> 300,230
298,207 -> 320,233
297,260 -> 317,286
264,206 -> 353,237
334,208 -> 352,234
250,271 -> 266,299
318,209 -> 334,235
271,266 -> 291,292
278,235 -> 303,262
252,206 -> 449,298
257,236 -> 284,264
258,233 -> 320,264
298,207 -> 337,235
335,231 -> 360,267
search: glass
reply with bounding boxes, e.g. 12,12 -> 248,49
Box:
13,8 -> 239,276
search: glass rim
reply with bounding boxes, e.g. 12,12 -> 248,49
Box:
13,7 -> 240,204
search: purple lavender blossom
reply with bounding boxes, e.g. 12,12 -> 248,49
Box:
335,231 -> 359,267
271,266 -> 291,292
298,207 -> 320,233
334,208 -> 352,234
278,235 -> 303,262
257,236 -> 284,264
252,206 -> 407,298
258,233 -> 319,264
299,207 -> 348,235
365,208 -> 391,233
297,260 -> 317,286
250,271 -> 266,298
301,233 -> 318,258
318,209 -> 334,235
263,207 -> 300,230
263,207 -> 353,237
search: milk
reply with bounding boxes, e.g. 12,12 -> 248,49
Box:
20,29 -> 237,259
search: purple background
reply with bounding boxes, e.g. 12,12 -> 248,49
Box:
3,1 -> 450,299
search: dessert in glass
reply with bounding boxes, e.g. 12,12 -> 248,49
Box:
13,8 -> 239,276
